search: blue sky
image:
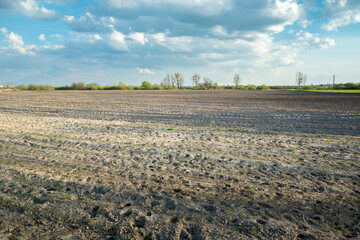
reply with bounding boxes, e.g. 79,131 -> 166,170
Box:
0,0 -> 359,86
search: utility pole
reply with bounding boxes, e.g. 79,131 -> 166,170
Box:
333,75 -> 335,89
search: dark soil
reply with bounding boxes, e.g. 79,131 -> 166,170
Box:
0,90 -> 359,134
0,90 -> 359,239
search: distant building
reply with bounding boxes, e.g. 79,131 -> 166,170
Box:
0,84 -> 3,88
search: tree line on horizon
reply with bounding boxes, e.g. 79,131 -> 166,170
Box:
1,72 -> 359,91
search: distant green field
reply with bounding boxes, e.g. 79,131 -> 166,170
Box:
304,90 -> 360,93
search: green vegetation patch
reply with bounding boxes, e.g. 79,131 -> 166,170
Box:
304,90 -> 360,94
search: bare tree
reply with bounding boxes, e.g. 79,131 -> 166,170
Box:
174,72 -> 184,89
203,76 -> 212,88
161,74 -> 171,88
192,73 -> 200,88
233,74 -> 241,88
296,72 -> 307,87
171,74 -> 176,88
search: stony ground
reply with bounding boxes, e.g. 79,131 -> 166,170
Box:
0,90 -> 359,239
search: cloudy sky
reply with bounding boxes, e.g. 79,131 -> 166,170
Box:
0,0 -> 359,86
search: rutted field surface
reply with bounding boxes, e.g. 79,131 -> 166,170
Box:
0,90 -> 359,239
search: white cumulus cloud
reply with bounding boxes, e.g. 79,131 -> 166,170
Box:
298,19 -> 312,28
39,33 -> 46,41
128,32 -> 148,45
0,0 -> 57,20
322,0 -> 360,31
90,34 -> 102,43
0,27 -> 37,55
151,33 -> 166,45
74,0 -> 302,37
63,13 -> 115,32
322,9 -> 360,31
0,27 -> 66,56
108,30 -> 128,51
293,31 -> 336,49
136,67 -> 155,75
